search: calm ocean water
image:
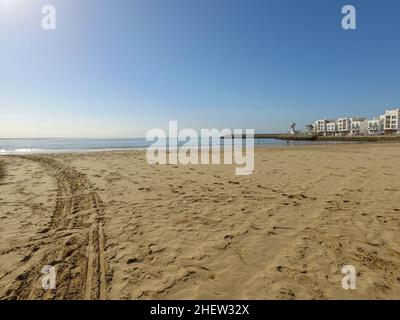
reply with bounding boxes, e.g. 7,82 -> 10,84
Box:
0,138 -> 355,155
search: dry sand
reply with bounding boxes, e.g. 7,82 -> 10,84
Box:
0,144 -> 400,300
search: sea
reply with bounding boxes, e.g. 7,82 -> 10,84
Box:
0,138 -> 357,155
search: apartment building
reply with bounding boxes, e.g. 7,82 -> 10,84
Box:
384,109 -> 400,134
367,117 -> 384,135
314,120 -> 328,135
337,118 -> 351,135
350,118 -> 368,135
310,108 -> 400,136
326,121 -> 338,136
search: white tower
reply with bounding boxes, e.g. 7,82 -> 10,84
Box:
290,123 -> 296,135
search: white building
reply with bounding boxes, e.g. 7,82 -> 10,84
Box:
337,118 -> 351,135
305,124 -> 315,134
350,117 -> 368,135
289,123 -> 296,134
326,121 -> 338,136
314,120 -> 328,135
310,108 -> 400,136
383,109 -> 400,134
367,117 -> 384,135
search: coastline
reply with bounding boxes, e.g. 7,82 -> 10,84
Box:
1,139 -> 399,156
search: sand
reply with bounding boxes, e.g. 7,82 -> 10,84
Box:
0,144 -> 400,300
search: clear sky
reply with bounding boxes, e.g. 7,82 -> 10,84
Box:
1,0 -> 400,138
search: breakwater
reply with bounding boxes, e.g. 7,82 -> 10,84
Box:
227,134 -> 400,142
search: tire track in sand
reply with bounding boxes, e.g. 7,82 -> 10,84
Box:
0,160 -> 5,182
4,156 -> 108,300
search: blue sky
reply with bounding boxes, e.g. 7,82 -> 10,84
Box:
1,0 -> 400,138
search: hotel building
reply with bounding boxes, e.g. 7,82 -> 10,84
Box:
337,118 -> 351,135
368,116 -> 385,135
315,120 -> 328,135
349,118 -> 368,135
384,109 -> 400,134
310,108 -> 400,136
326,121 -> 338,136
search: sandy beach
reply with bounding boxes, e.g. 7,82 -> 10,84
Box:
0,144 -> 400,300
